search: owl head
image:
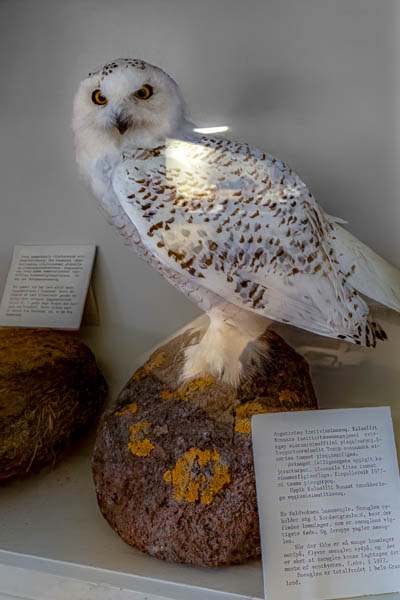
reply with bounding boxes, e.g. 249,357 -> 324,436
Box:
72,58 -> 187,170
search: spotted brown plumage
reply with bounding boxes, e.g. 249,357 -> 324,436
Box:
113,135 -> 383,348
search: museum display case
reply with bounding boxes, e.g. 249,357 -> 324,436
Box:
1,1 -> 399,599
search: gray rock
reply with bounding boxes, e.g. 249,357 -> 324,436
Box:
92,327 -> 317,567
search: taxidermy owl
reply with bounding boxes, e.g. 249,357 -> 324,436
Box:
72,58 -> 400,385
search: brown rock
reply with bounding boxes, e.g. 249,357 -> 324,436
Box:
0,328 -> 107,481
92,328 -> 317,568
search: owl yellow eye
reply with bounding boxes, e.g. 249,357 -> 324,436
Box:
134,84 -> 153,100
92,89 -> 108,105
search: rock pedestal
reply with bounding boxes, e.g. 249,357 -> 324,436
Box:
92,327 -> 317,567
0,328 -> 107,481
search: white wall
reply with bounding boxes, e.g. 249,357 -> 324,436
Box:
1,0 -> 399,386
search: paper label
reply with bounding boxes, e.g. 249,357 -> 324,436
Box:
252,407 -> 400,600
0,245 -> 96,329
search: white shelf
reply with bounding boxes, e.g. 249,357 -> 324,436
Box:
1,316 -> 400,600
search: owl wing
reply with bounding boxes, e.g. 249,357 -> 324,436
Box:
112,136 -> 376,346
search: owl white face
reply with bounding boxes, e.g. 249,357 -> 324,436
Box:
72,59 -> 186,168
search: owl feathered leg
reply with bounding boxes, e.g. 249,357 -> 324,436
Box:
181,304 -> 271,387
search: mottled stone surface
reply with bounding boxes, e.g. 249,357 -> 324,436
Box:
92,328 -> 317,567
0,328 -> 107,481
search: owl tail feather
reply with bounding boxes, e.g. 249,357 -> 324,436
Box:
331,225 -> 400,313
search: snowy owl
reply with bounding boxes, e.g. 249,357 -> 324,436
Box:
72,58 -> 400,385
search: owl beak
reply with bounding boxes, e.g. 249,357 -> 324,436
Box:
114,114 -> 132,135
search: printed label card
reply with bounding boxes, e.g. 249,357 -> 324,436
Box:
0,245 -> 96,329
252,407 -> 400,600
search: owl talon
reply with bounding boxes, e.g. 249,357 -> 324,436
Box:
182,341 -> 243,387
181,312 -> 267,387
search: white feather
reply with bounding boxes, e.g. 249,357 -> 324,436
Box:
330,224 -> 400,312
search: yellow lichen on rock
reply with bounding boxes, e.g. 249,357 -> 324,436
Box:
114,402 -> 138,416
200,449 -> 231,505
128,422 -> 155,456
131,352 -> 165,382
160,375 -> 215,402
279,389 -> 300,406
163,448 -> 208,503
163,447 -> 230,504
234,401 -> 267,434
